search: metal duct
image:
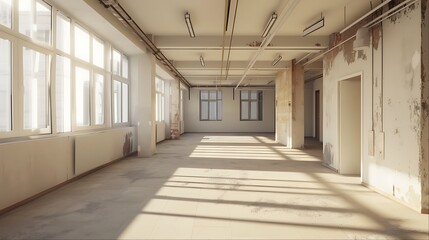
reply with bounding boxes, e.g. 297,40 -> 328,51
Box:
99,0 -> 192,88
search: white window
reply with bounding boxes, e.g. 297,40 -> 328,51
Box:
112,80 -> 122,123
75,66 -> 90,127
200,90 -> 222,121
122,83 -> 128,122
112,49 -> 121,75
74,25 -> 90,62
56,12 -> 70,54
55,55 -> 71,132
156,78 -> 165,122
23,47 -> 50,130
122,56 -> 128,78
240,90 -> 262,121
0,38 -> 11,132
0,0 -> 12,28
92,37 -> 104,69
94,73 -> 104,125
19,0 -> 52,45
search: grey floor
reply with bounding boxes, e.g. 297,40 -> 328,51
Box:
0,133 -> 428,239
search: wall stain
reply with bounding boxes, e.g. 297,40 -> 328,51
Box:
323,143 -> 333,165
372,23 -> 382,50
123,132 -> 133,156
389,0 -> 417,24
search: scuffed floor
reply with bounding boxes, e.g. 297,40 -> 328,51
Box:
0,133 -> 428,239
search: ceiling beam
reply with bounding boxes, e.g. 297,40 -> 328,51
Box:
174,60 -> 289,70
154,36 -> 328,51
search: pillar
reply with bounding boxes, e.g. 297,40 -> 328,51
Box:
169,79 -> 180,139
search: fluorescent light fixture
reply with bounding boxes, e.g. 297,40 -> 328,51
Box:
272,55 -> 282,66
184,12 -> 195,38
200,55 -> 205,67
303,17 -> 324,36
261,12 -> 277,38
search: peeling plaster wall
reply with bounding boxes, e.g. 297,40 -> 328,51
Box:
276,70 -> 292,146
314,77 -> 324,141
421,0 -> 429,212
184,87 -> 275,133
323,1 -> 424,210
305,81 -> 314,137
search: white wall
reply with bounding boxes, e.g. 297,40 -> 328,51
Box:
304,81 -> 314,137
323,1 -> 425,211
184,87 -> 275,133
314,77 -> 323,141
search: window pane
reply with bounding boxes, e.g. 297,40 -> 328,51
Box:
35,0 -> 51,44
23,47 -> 49,129
250,91 -> 258,100
112,49 -> 121,75
94,73 -> 104,125
74,25 -> 89,62
217,100 -> 222,120
209,91 -> 217,100
75,66 -> 90,126
201,101 -> 208,120
122,56 -> 128,78
112,80 -> 122,123
217,90 -> 222,99
19,0 -> 32,38
0,0 -> 12,28
241,102 -> 248,120
209,101 -> 217,120
250,101 -> 258,120
55,55 -> 71,132
92,37 -> 104,68
0,38 -> 11,132
201,90 -> 208,100
122,83 -> 128,122
56,12 -> 70,54
241,91 -> 248,100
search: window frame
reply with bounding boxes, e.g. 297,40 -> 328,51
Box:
240,90 -> 263,121
199,89 -> 222,121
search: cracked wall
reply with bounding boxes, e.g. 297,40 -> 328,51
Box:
323,0 -> 426,211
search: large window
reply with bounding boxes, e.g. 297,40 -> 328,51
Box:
94,73 -> 104,125
92,37 -> 104,69
0,38 -> 11,132
19,0 -> 52,45
0,0 -> 12,28
74,25 -> 90,62
200,90 -> 222,121
56,12 -> 70,54
55,55 -> 71,132
111,48 -> 129,125
75,66 -> 90,127
23,47 -> 50,130
240,90 -> 262,121
156,78 -> 165,122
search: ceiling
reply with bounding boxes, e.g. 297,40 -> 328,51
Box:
117,0 -> 381,87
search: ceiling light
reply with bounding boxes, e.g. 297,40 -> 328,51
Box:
184,12 -> 195,38
200,55 -> 205,67
303,17 -> 324,36
261,12 -> 277,38
272,55 -> 282,66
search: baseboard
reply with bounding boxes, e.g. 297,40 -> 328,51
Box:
0,151 -> 136,216
361,182 -> 425,214
422,208 -> 429,214
321,162 -> 339,173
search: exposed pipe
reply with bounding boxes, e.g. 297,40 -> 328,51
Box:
235,0 -> 301,90
98,0 -> 192,88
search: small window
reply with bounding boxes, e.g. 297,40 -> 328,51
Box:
23,47 -> 50,130
92,37 -> 104,68
112,49 -> 121,75
200,90 -> 222,121
0,0 -> 12,28
19,0 -> 52,45
240,90 -> 262,121
74,25 -> 90,62
56,12 -> 70,54
55,55 -> 71,132
94,73 -> 104,125
112,80 -> 122,123
0,38 -> 12,132
75,66 -> 90,126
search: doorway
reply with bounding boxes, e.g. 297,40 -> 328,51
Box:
315,90 -> 320,141
339,76 -> 361,175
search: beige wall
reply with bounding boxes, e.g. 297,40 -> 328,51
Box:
184,87 -> 275,133
323,1 -> 426,211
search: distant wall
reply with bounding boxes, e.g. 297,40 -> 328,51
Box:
184,87 -> 275,133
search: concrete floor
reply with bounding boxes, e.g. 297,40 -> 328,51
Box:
0,133 -> 428,239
